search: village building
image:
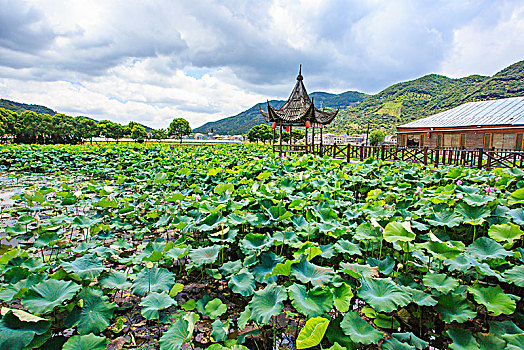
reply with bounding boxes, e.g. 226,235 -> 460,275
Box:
396,96 -> 524,150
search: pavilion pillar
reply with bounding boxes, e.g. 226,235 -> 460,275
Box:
320,125 -> 323,157
290,125 -> 293,148
279,122 -> 283,158
312,126 -> 315,154
272,127 -> 276,153
305,127 -> 308,154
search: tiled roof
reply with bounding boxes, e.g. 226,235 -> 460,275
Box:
398,96 -> 524,128
260,67 -> 338,125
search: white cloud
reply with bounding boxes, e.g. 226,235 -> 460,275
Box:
0,0 -> 522,129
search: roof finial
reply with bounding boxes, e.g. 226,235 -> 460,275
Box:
297,64 -> 303,81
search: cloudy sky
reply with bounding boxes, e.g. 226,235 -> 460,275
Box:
1,0 -> 523,129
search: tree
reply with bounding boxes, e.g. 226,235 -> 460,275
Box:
291,129 -> 305,142
150,128 -> 167,141
369,129 -> 386,146
99,120 -> 125,143
247,124 -> 272,143
168,118 -> 192,142
130,124 -> 147,142
76,117 -> 99,144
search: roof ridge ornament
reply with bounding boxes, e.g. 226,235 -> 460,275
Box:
297,64 -> 303,81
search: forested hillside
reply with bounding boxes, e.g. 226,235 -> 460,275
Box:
196,60 -> 524,135
194,91 -> 367,135
0,99 -> 56,116
329,60 -> 524,134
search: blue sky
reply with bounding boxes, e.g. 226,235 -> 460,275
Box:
0,0 -> 523,129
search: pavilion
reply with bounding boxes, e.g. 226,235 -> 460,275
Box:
260,66 -> 339,156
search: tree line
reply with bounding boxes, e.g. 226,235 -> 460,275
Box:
0,108 -> 192,144
247,124 -> 304,143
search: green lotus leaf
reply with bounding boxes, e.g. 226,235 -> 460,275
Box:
296,316 -> 330,349
489,320 -> 523,336
332,282 -> 354,313
366,256 -> 395,276
61,254 -> 106,280
240,233 -> 273,253
0,310 -> 51,350
188,245 -> 222,268
436,293 -> 476,323
392,332 -> 429,349
373,313 -> 400,329
288,284 -> 333,318
468,285 -> 516,316
65,287 -> 115,334
98,270 -> 132,290
196,213 -> 226,231
340,262 -> 378,279
325,316 -> 358,350
502,265 -> 524,287
248,284 -> 287,325
219,260 -> 243,276
340,311 -> 383,345
211,319 -> 229,343
159,315 -> 197,350
383,221 -> 415,243
204,298 -> 227,319
466,237 -> 511,261
131,266 -> 176,296
252,252 -> 285,284
503,334 -> 524,350
325,342 -> 347,350
382,338 -> 415,350
22,279 -> 81,315
228,268 -> 256,296
456,202 -> 491,225
357,278 -> 411,313
426,209 -> 462,228
422,273 -> 459,293
291,257 -> 334,287
462,193 -> 495,207
474,333 -> 506,350
422,233 -> 465,260
334,239 -> 361,255
353,222 -> 381,242
488,223 -> 523,244
0,274 -> 45,302
140,292 -> 177,320
62,334 -> 106,350
401,286 -> 437,306
446,328 -> 479,350
506,208 -> 524,226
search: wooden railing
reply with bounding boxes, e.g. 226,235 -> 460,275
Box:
273,144 -> 524,169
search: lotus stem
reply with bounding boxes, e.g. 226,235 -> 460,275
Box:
377,238 -> 383,272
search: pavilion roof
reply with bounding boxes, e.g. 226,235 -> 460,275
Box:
260,67 -> 338,125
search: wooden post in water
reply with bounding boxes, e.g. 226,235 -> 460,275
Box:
477,148 -> 484,169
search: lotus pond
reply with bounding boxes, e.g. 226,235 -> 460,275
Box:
0,143 -> 523,350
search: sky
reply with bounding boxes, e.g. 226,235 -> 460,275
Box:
0,0 -> 523,129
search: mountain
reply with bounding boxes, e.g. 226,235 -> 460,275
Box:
0,98 -> 155,132
193,91 -> 368,135
196,60 -> 524,135
328,60 -> 524,134
0,99 -> 57,116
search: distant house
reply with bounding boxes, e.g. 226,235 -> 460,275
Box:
193,133 -> 206,140
397,97 -> 524,150
383,134 -> 397,145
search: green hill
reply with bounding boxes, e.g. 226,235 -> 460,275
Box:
0,98 -> 155,132
328,60 -> 524,134
0,99 -> 56,116
193,91 -> 368,135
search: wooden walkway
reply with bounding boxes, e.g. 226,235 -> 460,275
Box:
275,144 -> 524,169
